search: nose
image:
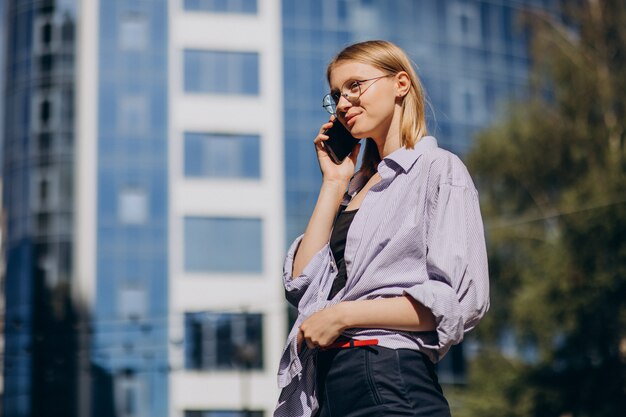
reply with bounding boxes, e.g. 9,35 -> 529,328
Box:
335,94 -> 353,115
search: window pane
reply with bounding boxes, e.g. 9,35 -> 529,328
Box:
115,373 -> 147,417
119,15 -> 148,51
119,188 -> 148,225
216,315 -> 233,367
118,95 -> 149,135
183,0 -> 258,14
184,133 -> 260,179
451,80 -> 486,124
241,0 -> 257,13
184,50 -> 259,95
242,53 -> 260,94
448,2 -> 481,46
119,285 -> 147,320
184,217 -> 262,273
184,312 -> 263,371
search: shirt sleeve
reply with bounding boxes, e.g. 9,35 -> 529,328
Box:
283,234 -> 334,308
403,182 -> 490,358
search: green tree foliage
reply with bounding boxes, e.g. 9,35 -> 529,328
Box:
449,1 -> 626,416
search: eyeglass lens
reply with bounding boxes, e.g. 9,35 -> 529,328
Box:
323,76 -> 389,115
323,94 -> 336,114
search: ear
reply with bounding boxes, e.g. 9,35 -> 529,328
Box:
394,71 -> 411,98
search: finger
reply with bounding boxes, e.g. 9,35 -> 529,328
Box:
319,117 -> 335,134
346,141 -> 362,165
306,339 -> 316,349
319,124 -> 333,135
314,136 -> 330,153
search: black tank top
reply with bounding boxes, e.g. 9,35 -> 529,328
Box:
328,206 -> 358,300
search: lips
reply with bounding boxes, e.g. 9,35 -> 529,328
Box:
345,112 -> 360,126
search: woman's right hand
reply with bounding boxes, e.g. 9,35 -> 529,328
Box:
292,117 -> 360,278
314,117 -> 361,184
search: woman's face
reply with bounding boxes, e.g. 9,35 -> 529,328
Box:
329,61 -> 398,140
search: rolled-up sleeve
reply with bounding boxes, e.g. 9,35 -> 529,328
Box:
283,235 -> 334,308
404,183 -> 490,358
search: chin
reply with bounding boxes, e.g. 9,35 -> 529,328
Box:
350,128 -> 372,140
351,132 -> 368,140
348,123 -> 371,139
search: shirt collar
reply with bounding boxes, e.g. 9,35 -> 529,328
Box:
346,170 -> 368,198
346,136 -> 438,198
381,136 -> 438,174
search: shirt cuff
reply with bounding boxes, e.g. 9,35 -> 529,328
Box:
283,235 -> 332,307
403,279 -> 465,356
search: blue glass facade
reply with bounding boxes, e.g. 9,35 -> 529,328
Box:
184,50 -> 259,95
2,1 -> 79,416
184,217 -> 263,273
184,312 -> 263,370
183,0 -> 258,15
282,0 -> 558,383
184,132 -> 261,179
93,1 -> 168,416
0,0 -> 4,166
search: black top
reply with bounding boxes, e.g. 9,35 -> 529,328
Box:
328,206 -> 359,300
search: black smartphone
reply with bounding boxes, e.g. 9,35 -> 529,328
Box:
322,119 -> 361,164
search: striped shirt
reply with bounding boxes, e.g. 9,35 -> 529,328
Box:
275,136 -> 490,417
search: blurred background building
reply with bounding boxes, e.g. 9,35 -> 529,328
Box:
0,1 -> 557,417
2,1 -> 284,416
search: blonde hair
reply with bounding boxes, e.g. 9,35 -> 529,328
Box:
326,40 -> 428,178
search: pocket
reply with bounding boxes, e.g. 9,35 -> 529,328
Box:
393,349 -> 419,410
322,348 -> 384,415
364,348 -> 384,405
366,347 -> 414,409
396,349 -> 451,416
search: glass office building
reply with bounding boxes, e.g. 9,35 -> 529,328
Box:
91,1 -> 170,416
3,0 -> 285,416
2,1 -> 79,416
2,0 -> 171,415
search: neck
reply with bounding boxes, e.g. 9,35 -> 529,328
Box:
372,105 -> 403,158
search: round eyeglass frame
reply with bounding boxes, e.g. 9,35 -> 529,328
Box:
322,74 -> 393,115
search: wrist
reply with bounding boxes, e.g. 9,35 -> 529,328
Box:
334,301 -> 354,331
319,180 -> 348,203
321,178 -> 349,191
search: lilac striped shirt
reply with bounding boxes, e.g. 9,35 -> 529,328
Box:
275,136 -> 490,417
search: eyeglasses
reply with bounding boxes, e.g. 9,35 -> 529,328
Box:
322,75 -> 392,115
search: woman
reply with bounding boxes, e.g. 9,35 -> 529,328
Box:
275,40 -> 489,417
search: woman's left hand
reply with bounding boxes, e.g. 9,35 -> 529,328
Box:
298,303 -> 348,352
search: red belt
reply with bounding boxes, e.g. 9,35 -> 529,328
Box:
320,338 -> 379,351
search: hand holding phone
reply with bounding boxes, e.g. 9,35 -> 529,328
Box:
322,119 -> 361,164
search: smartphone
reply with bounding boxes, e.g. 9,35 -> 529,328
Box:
322,119 -> 361,164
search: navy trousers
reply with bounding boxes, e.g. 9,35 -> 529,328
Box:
314,345 -> 451,417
